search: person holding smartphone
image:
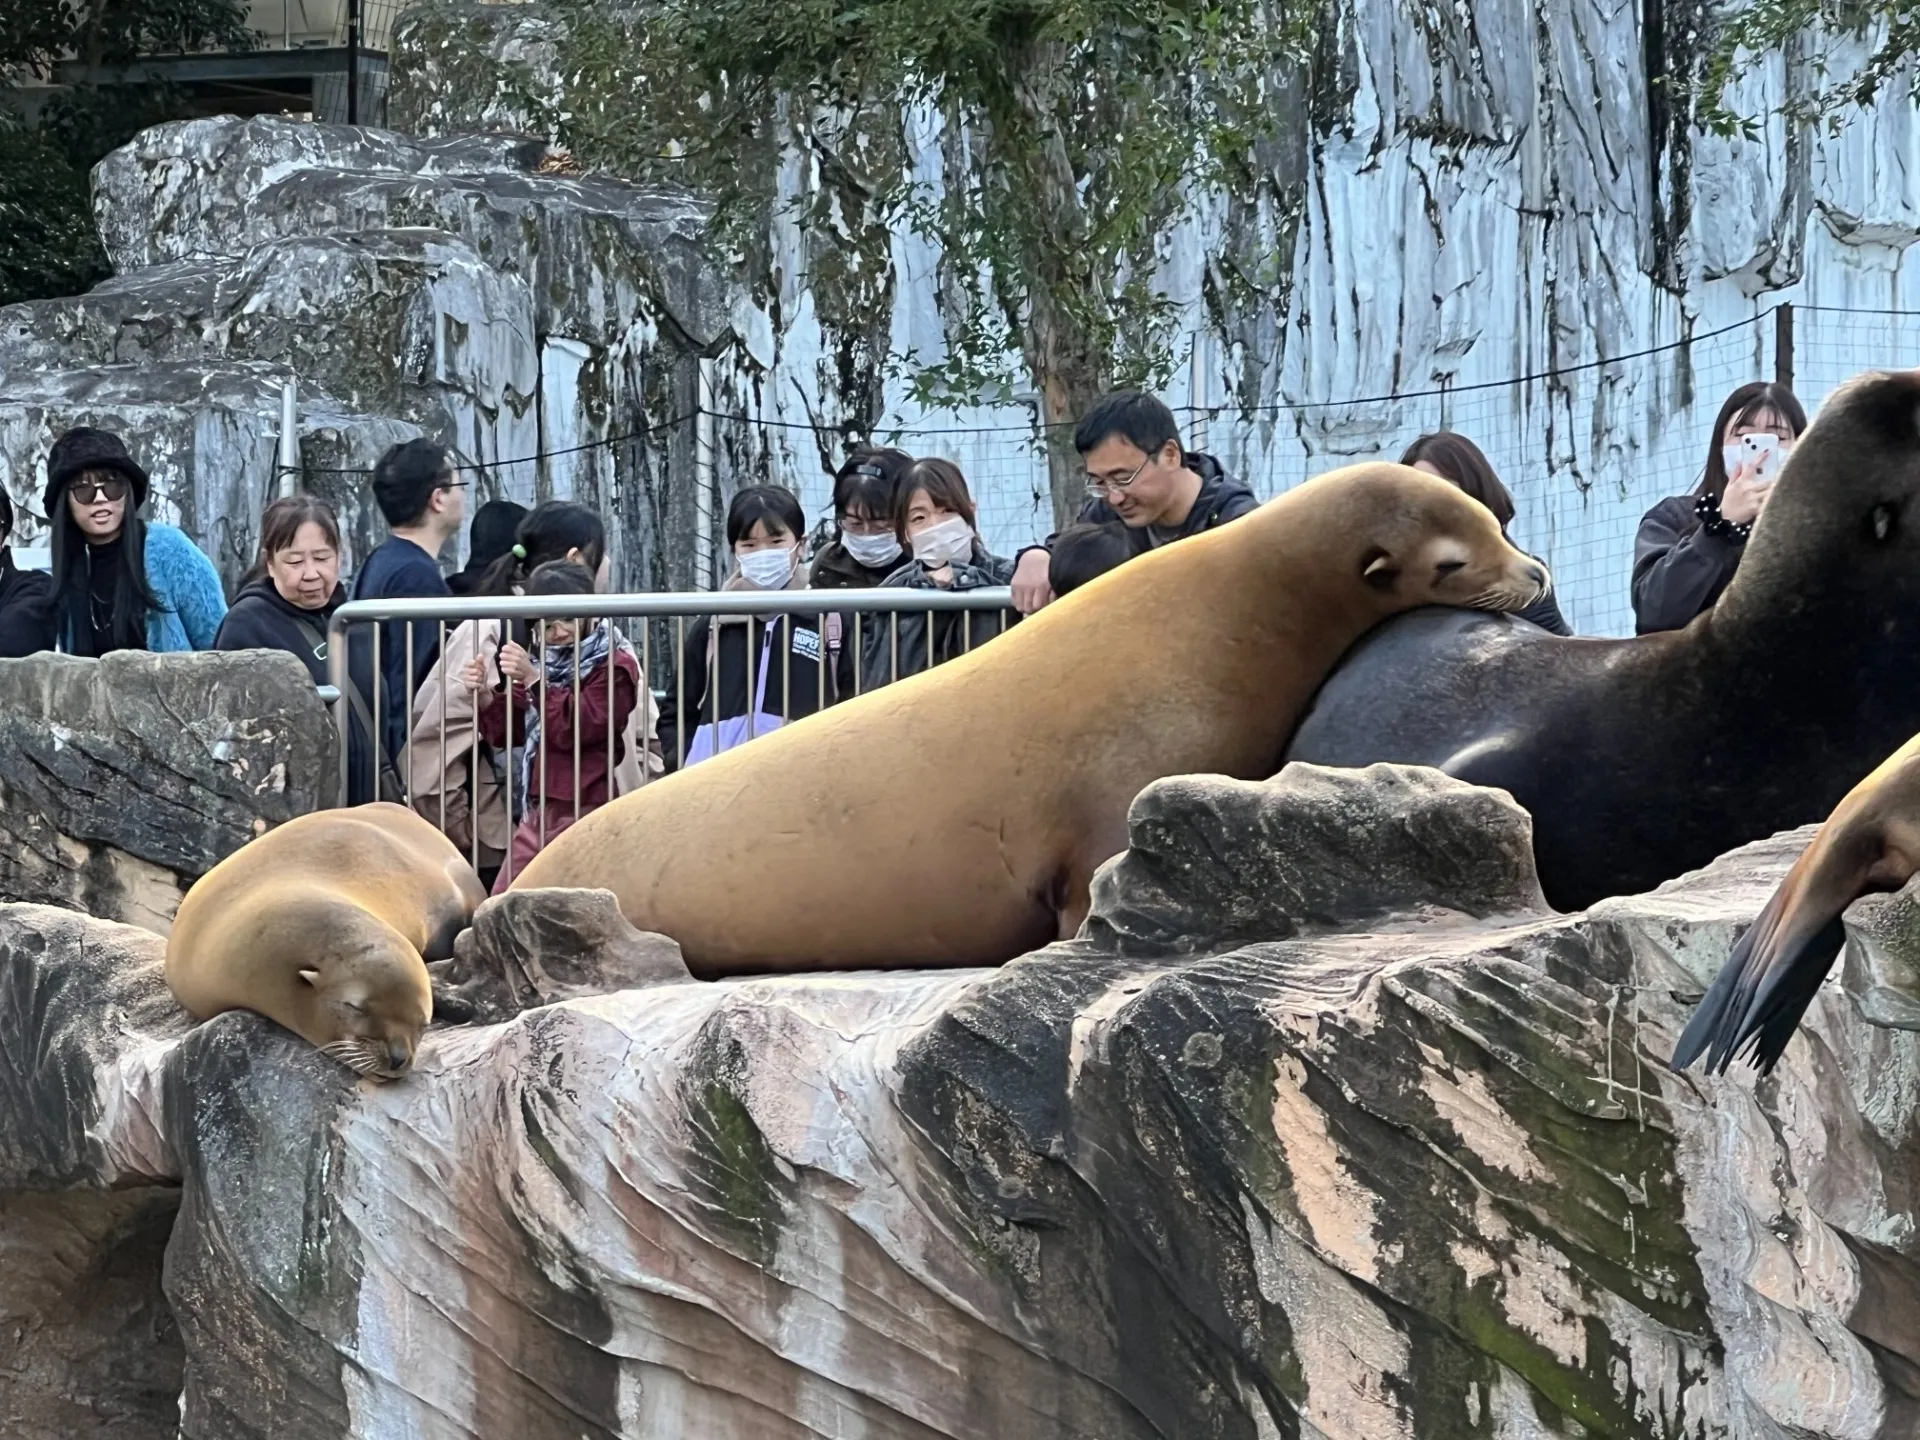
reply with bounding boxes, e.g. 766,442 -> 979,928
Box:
1631,381 -> 1806,635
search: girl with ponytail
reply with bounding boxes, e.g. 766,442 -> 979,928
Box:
406,501 -> 662,886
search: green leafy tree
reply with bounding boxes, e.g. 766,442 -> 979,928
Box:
537,0 -> 1311,523
1700,0 -> 1920,137
0,0 -> 255,307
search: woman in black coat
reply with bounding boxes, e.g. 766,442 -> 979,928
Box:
659,485 -> 825,770
807,447 -> 914,701
214,494 -> 347,683
1631,381 -> 1806,635
860,458 -> 1015,691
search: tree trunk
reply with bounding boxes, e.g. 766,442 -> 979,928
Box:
1002,45 -> 1114,532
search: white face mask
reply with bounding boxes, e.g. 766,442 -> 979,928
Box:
842,531 -> 902,569
737,545 -> 797,590
911,516 -> 974,568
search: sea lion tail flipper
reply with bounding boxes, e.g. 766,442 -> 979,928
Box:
1670,889 -> 1787,1074
1734,914 -> 1850,1074
1671,858 -> 1856,1075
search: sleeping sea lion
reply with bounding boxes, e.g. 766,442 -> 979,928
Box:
1286,368 -> 1920,910
1671,732 -> 1920,1074
511,463 -> 1548,973
165,802 -> 486,1078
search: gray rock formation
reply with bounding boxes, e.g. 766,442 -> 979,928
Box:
0,113 -> 734,592
0,903 -> 191,1440
0,651 -> 336,932
430,885 -> 691,1025
8,760 -> 1920,1436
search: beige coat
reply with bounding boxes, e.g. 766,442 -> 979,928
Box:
408,618 -> 665,867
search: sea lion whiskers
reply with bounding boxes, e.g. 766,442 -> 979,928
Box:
320,1037 -> 386,1077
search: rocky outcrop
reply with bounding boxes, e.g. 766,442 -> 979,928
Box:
0,651 -> 336,932
0,113 -> 733,592
0,903 -> 191,1440
9,761 -> 1920,1436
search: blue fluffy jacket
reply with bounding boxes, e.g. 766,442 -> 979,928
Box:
140,524 -> 228,651
55,524 -> 228,653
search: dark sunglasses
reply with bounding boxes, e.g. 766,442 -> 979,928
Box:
68,476 -> 130,505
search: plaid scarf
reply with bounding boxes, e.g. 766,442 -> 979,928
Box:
517,622 -> 626,809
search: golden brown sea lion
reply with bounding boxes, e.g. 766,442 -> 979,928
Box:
1673,731 -> 1920,1075
165,802 -> 486,1078
512,463 -> 1548,973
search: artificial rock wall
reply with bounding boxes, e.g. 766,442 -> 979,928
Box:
0,116 -> 734,593
6,763 -> 1920,1437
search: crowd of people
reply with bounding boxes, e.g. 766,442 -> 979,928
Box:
0,380 -> 1804,886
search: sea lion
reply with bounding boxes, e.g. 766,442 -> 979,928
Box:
512,463 -> 1548,973
165,802 -> 486,1078
1671,733 -> 1920,1075
1285,368 -> 1920,911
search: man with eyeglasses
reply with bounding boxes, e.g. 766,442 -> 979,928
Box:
1009,390 -> 1257,613
345,437 -> 467,803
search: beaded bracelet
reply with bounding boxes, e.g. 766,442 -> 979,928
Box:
1694,491 -> 1752,543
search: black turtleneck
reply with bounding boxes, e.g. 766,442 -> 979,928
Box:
62,536 -> 132,658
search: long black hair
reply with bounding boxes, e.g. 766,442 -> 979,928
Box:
49,475 -> 155,652
477,501 -> 606,595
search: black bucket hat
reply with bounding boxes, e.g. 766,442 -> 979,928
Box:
43,427 -> 151,519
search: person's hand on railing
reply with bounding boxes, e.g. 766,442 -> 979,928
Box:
1011,548 -> 1055,615
458,655 -> 490,697
498,641 -> 538,688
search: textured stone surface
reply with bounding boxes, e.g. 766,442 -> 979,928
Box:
0,651 -> 337,932
432,886 -> 691,1025
15,763 -> 1920,1436
0,229 -> 541,458
0,903 -> 189,1440
0,111 -> 733,591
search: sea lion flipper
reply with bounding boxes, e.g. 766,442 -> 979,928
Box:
1671,854 -> 1861,1075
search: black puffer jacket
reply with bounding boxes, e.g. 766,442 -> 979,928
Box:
214,577 -> 346,684
0,552 -> 55,658
1018,451 -> 1258,569
859,543 -> 1017,692
809,539 -> 903,703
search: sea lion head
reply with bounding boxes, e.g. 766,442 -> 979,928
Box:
1733,369 -> 1920,612
1342,464 -> 1550,615
296,913 -> 433,1081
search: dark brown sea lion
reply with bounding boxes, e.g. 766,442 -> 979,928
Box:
1671,732 -> 1920,1074
1284,368 -> 1920,911
511,463 -> 1548,973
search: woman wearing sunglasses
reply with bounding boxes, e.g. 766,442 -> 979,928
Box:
42,427 -> 227,656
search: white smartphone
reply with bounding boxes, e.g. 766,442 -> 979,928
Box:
1741,432 -> 1787,483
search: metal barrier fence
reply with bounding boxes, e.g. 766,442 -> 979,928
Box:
325,588 -> 1017,887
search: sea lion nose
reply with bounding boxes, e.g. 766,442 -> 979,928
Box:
387,1042 -> 412,1073
1526,563 -> 1548,593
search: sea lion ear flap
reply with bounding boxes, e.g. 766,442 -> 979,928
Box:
1361,548 -> 1399,591
298,968 -> 321,988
